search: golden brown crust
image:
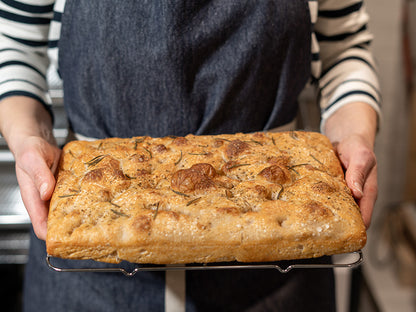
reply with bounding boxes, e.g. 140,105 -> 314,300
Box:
46,131 -> 366,264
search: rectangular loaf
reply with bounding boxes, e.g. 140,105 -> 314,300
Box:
46,131 -> 367,264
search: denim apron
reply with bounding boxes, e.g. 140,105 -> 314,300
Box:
59,0 -> 311,138
24,1 -> 335,311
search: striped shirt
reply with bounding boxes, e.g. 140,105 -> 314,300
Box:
0,0 -> 381,131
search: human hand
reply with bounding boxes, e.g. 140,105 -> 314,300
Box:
14,136 -> 61,240
324,102 -> 378,229
0,96 -> 61,240
333,134 -> 377,228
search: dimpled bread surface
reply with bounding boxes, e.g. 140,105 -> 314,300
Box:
46,131 -> 366,264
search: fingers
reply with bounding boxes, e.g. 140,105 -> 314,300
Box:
19,152 -> 54,201
335,136 -> 378,229
343,148 -> 376,200
16,166 -> 49,240
356,166 -> 378,228
16,139 -> 60,201
14,138 -> 61,240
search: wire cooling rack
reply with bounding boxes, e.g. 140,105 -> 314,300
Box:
46,250 -> 363,277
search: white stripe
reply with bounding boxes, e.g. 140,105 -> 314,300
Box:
74,133 -> 97,141
17,0 -> 55,6
0,62 -> 48,79
49,20 -> 62,39
54,0 -> 66,13
319,65 -> 380,111
325,79 -> 380,104
0,2 -> 53,17
319,51 -> 378,88
311,32 -> 320,54
320,95 -> 382,134
165,269 -> 186,312
318,0 -> 363,11
0,48 -> 49,70
308,1 -> 318,24
0,20 -> 50,41
310,33 -> 321,78
0,79 -> 45,93
0,80 -> 50,103
317,11 -> 370,37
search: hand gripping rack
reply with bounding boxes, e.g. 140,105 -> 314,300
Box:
46,250 -> 363,277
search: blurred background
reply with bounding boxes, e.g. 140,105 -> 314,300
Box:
357,0 -> 416,311
0,0 -> 415,311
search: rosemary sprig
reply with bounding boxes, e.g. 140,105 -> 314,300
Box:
109,201 -> 121,208
153,202 -> 160,220
249,139 -> 263,146
134,138 -> 145,150
58,192 -> 80,198
276,184 -> 284,199
142,147 -> 152,159
289,131 -> 299,140
288,163 -> 311,175
86,154 -> 107,167
171,189 -> 190,197
174,151 -> 183,165
124,174 -> 136,179
225,189 -> 233,199
228,163 -> 250,170
309,153 -> 324,166
188,152 -> 209,156
289,163 -> 310,169
289,167 -> 299,175
186,197 -> 201,206
110,208 -> 130,218
271,136 -> 276,145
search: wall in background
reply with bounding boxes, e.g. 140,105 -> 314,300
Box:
366,0 -> 408,220
362,1 -> 416,311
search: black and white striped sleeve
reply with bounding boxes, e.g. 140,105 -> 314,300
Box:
315,0 -> 381,132
0,0 -> 54,108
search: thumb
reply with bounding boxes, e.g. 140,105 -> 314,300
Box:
344,151 -> 376,200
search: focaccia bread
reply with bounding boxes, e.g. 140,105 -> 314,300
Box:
46,131 -> 366,264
